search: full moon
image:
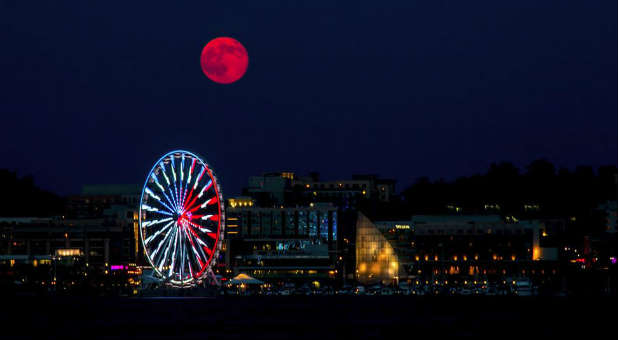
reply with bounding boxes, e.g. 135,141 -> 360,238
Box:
200,37 -> 248,84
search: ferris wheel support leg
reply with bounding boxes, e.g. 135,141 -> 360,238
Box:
207,267 -> 221,287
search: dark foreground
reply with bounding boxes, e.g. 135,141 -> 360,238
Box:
1,296 -> 615,339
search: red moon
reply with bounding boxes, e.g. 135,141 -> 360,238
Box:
200,37 -> 248,84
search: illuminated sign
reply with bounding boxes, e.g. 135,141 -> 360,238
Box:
395,224 -> 410,230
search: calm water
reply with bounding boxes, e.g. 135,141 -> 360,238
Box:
1,296 -> 613,338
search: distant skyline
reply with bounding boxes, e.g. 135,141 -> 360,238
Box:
1,1 -> 616,196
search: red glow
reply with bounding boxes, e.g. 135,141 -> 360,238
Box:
185,180 -> 213,213
183,187 -> 195,210
183,227 -> 203,273
186,220 -> 208,231
200,37 -> 248,84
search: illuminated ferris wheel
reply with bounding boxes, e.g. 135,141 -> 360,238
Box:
139,150 -> 224,287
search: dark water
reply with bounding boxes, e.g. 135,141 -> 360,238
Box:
0,296 -> 613,339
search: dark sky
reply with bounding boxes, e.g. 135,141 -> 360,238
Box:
1,0 -> 616,196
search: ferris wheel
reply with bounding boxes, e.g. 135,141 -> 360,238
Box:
139,150 -> 224,287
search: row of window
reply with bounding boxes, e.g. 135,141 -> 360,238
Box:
305,183 -> 368,189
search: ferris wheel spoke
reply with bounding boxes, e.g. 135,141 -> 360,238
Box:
145,220 -> 174,245
184,226 -> 205,269
183,228 -> 197,264
193,232 -> 212,257
168,226 -> 180,277
161,161 -> 179,212
184,180 -> 214,213
164,177 -> 180,213
182,176 -> 191,210
183,187 -> 195,211
197,179 -> 213,199
141,204 -> 173,216
179,226 -> 185,280
190,196 -> 218,213
167,182 -> 180,213
142,217 -> 173,228
188,223 -> 216,256
175,158 -> 184,212
145,187 -> 175,213
170,155 -> 177,183
182,157 -> 195,208
152,173 -> 178,212
151,174 -> 167,198
158,162 -> 179,211
156,226 -> 178,271
184,165 -> 206,210
187,158 -> 197,186
161,190 -> 178,213
182,230 -> 192,280
187,258 -> 194,279
180,184 -> 187,212
193,166 -> 206,190
175,180 -> 182,214
150,223 -> 175,259
169,185 -> 180,211
186,220 -> 213,233
180,153 -> 185,183
147,193 -> 175,214
159,162 -> 171,186
184,193 -> 202,213
199,214 -> 219,222
201,197 -> 218,208
169,156 -> 182,212
144,187 -> 161,201
150,210 -> 173,217
158,227 -> 176,275
179,154 -> 187,207
188,225 -> 210,265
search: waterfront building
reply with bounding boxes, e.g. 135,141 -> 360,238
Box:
0,185 -> 143,293
354,213 -> 561,287
224,201 -> 340,286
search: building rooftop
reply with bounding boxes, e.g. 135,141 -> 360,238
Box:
81,184 -> 141,196
411,215 -> 503,224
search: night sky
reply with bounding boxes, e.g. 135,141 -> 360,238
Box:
1,1 -> 616,196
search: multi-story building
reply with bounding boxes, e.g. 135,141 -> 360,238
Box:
66,184 -> 142,263
0,216 -> 142,294
242,171 -> 396,209
224,201 -> 340,286
0,184 -> 143,293
296,174 -> 396,208
354,213 -> 560,287
67,184 -> 141,218
1,217 -> 119,265
246,172 -> 297,206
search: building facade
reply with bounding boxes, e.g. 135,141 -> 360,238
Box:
224,202 -> 340,285
355,213 -> 561,287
